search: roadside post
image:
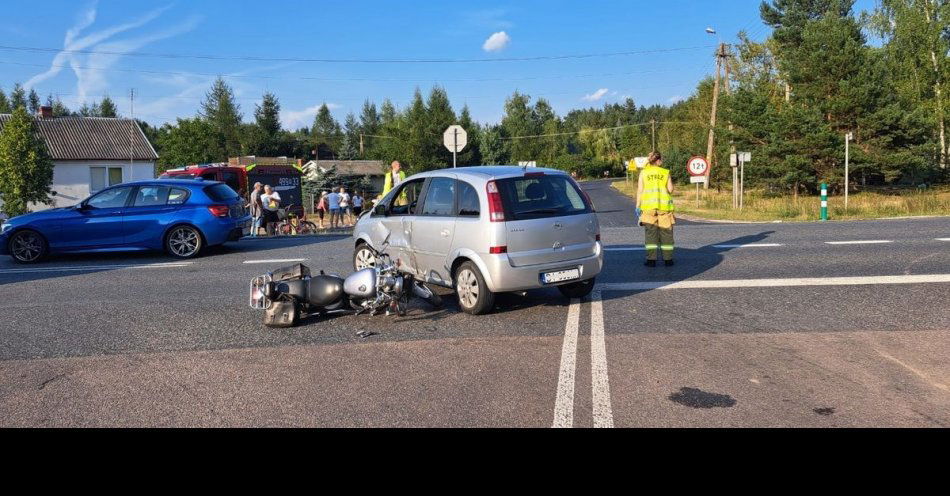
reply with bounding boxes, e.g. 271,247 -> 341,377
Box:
845,132 -> 852,210
738,152 -> 750,210
730,153 -> 738,209
687,156 -> 710,206
443,125 -> 467,168
820,183 -> 829,221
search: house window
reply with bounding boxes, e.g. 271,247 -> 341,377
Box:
90,167 -> 123,193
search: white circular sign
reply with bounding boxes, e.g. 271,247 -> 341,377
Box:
443,125 -> 468,153
687,156 -> 709,176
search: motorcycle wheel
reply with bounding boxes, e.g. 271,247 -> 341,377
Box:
413,281 -> 443,308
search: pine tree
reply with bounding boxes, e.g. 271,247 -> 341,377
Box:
0,87 -> 10,113
250,92 -> 281,156
311,103 -> 342,159
199,77 -> 243,160
45,94 -> 71,117
359,99 -> 380,156
480,125 -> 507,165
501,91 -> 541,162
342,112 -> 361,157
0,106 -> 55,215
10,83 -> 27,111
99,96 -> 118,118
27,89 -> 41,114
425,86 -> 457,169
456,105 -> 481,166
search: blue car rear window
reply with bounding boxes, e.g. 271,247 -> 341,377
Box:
204,184 -> 240,202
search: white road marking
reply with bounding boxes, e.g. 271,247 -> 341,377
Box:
0,262 -> 193,274
937,238 -> 950,242
712,243 -> 784,248
590,291 -> 613,428
876,350 -> 949,393
552,298 -> 581,428
242,258 -> 307,264
605,247 -> 646,251
596,273 -> 950,291
825,240 -> 893,245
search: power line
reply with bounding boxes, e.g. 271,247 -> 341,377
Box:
0,44 -> 718,64
499,121 -> 704,140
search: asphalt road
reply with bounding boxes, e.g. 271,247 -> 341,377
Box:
1,179 -> 948,427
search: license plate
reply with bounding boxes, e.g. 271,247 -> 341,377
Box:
542,269 -> 580,284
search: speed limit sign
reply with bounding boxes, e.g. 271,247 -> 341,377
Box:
687,156 -> 709,177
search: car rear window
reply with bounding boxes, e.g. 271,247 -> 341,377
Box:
160,173 -> 197,179
496,174 -> 591,220
204,183 -> 240,202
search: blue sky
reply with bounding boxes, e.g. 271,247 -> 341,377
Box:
0,0 -> 878,128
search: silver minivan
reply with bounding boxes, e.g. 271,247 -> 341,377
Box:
352,166 -> 603,314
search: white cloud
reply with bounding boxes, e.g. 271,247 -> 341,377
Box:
582,88 -> 609,102
482,31 -> 511,52
668,95 -> 686,104
25,2 -> 200,105
281,103 -> 342,130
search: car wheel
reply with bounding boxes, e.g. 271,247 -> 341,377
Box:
557,277 -> 596,299
165,225 -> 203,259
353,242 -> 376,270
454,261 -> 495,315
8,229 -> 48,264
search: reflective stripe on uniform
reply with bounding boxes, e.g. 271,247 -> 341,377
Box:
644,244 -> 659,250
660,245 -> 675,251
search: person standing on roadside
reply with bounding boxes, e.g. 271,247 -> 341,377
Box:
352,190 -> 364,218
248,182 -> 263,237
339,186 -> 352,226
636,151 -> 675,267
315,191 -> 328,229
260,184 -> 282,236
382,160 -> 406,198
327,187 -> 342,228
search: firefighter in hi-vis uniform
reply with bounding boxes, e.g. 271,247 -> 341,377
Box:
636,151 -> 675,267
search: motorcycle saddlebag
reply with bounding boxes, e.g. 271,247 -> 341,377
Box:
264,301 -> 299,328
271,263 -> 311,282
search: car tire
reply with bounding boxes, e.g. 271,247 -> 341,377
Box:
165,225 -> 203,259
8,229 -> 48,264
353,242 -> 376,270
557,278 -> 596,299
454,261 -> 495,315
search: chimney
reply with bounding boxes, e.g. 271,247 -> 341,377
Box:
37,106 -> 53,119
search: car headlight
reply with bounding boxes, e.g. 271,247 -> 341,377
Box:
0,223 -> 11,234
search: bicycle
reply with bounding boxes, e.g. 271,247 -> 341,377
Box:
275,205 -> 319,236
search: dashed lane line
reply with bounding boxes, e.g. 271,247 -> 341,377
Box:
552,298 -> 581,428
711,243 -> 784,248
242,258 -> 308,264
825,240 -> 893,245
0,262 -> 194,274
596,273 -> 950,291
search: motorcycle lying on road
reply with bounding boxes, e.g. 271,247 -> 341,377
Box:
249,235 -> 442,330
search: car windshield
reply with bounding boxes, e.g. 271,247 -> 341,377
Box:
496,174 -> 591,220
204,184 -> 240,202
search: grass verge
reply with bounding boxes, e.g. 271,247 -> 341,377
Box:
611,180 -> 950,222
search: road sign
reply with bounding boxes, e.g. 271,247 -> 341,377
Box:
730,153 -> 737,167
518,161 -> 537,167
443,125 -> 467,153
690,176 -> 708,184
634,157 -> 649,169
687,156 -> 709,176
740,152 -> 751,162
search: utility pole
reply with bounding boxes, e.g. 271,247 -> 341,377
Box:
704,43 -> 727,190
129,88 -> 135,171
650,118 -> 656,152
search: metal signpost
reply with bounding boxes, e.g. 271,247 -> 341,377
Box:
845,132 -> 852,210
443,125 -> 468,168
687,156 -> 709,206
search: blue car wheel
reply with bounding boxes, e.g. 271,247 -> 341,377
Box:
8,229 -> 48,264
165,225 -> 204,259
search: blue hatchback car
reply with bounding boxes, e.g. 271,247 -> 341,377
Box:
0,179 -> 252,263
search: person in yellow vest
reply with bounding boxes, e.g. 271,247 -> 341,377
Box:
637,151 -> 675,266
382,161 -> 406,194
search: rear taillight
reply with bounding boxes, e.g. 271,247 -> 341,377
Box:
489,246 -> 507,254
208,205 -> 230,217
486,180 -> 505,222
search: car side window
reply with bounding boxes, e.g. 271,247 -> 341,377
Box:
389,179 -> 425,216
167,188 -> 189,205
87,186 -> 133,209
132,186 -> 171,207
421,177 -> 455,216
457,181 -> 480,217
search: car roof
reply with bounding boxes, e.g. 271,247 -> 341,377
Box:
410,166 -> 568,181
115,178 -> 221,187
